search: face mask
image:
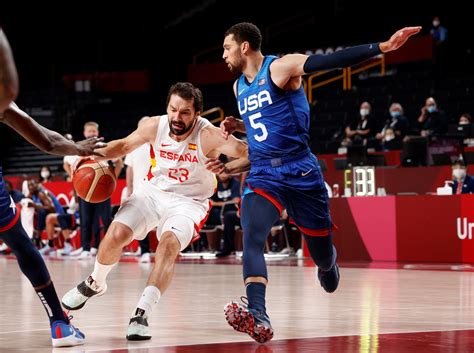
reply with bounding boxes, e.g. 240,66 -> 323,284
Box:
453,168 -> 466,180
427,105 -> 436,114
433,20 -> 440,27
390,111 -> 401,119
384,134 -> 395,142
41,171 -> 50,179
360,108 -> 369,117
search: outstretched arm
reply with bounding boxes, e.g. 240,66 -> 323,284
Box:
0,29 -> 19,113
92,116 -> 157,160
271,26 -> 421,87
0,103 -> 106,156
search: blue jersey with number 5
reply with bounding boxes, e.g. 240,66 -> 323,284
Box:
236,55 -> 310,163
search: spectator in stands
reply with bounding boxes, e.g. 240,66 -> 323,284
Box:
342,101 -> 376,147
430,16 -> 448,77
376,103 -> 410,141
430,16 -> 448,46
380,127 -> 402,151
4,179 -> 24,203
418,97 -> 448,137
39,165 -> 52,184
25,179 -> 64,248
451,159 -> 474,194
459,113 -> 472,126
456,113 -> 474,147
207,172 -> 241,257
41,191 -> 79,256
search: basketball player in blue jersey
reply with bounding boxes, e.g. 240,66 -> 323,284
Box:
217,22 -> 421,343
0,28 -> 105,348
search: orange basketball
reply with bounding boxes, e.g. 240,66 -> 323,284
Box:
72,159 -> 116,203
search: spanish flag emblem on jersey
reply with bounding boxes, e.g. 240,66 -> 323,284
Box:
188,143 -> 197,150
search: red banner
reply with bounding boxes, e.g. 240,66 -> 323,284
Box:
322,195 -> 474,264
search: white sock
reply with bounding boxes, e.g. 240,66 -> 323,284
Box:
135,286 -> 161,318
90,259 -> 115,288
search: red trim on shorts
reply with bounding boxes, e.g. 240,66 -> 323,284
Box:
71,215 -> 76,229
249,186 -> 283,215
192,200 -> 212,243
289,218 -> 338,237
0,204 -> 21,233
194,200 -> 212,234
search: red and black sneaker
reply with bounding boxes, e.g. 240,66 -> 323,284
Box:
224,297 -> 274,343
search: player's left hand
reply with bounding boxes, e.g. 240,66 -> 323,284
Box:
380,26 -> 422,53
75,137 -> 107,157
205,158 -> 226,174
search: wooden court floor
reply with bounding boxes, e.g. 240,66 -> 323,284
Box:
1,256 -> 474,352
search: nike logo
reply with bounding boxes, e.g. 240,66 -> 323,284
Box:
238,88 -> 246,95
171,226 -> 182,232
301,169 -> 312,176
161,143 -> 172,147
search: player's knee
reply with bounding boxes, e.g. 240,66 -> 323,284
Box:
157,232 -> 181,257
107,223 -> 133,246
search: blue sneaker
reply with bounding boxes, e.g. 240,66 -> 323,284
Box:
224,297 -> 274,343
51,320 -> 85,347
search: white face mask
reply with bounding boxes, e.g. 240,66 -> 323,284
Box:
453,168 -> 466,180
360,108 -> 369,117
41,171 -> 50,179
384,134 -> 395,142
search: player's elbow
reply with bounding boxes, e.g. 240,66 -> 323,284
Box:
0,85 -> 18,114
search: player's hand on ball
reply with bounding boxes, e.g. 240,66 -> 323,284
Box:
75,137 -> 107,157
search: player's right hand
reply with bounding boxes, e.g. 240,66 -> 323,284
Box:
75,137 -> 107,157
220,116 -> 238,140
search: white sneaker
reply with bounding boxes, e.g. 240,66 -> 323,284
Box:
59,242 -> 73,256
139,253 -> 151,263
77,251 -> 92,260
126,316 -> 151,341
90,247 -> 98,256
70,247 -> 83,256
62,276 -> 107,310
39,244 -> 54,256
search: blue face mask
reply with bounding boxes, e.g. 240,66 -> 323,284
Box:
427,105 -> 437,114
390,111 -> 401,119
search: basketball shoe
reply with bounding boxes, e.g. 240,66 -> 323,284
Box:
62,276 -> 107,310
126,315 -> 152,341
51,318 -> 85,347
224,297 -> 273,343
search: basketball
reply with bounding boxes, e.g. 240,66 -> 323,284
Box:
72,159 -> 116,203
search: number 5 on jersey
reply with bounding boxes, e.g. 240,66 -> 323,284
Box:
249,112 -> 268,142
168,168 -> 189,182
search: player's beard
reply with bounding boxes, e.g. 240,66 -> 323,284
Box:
169,118 -> 196,136
228,54 -> 244,73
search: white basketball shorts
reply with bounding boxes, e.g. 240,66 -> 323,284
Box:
113,180 -> 210,251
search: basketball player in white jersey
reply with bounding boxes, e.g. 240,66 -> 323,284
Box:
62,82 -> 249,341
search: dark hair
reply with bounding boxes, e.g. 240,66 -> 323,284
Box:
453,159 -> 466,167
167,82 -> 203,113
225,22 -> 262,51
461,113 -> 472,122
